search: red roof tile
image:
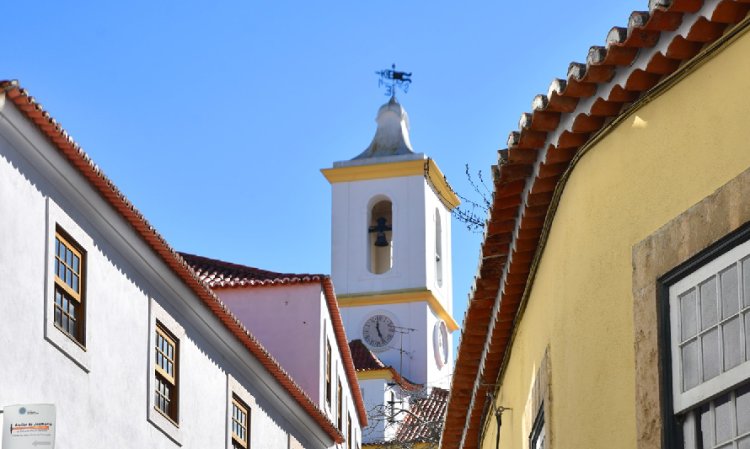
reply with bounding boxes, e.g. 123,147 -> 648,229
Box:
0,81 -> 346,444
349,339 -> 386,371
181,252 -> 368,425
396,388 -> 449,444
442,3 -> 750,449
348,340 -> 422,392
181,252 -> 322,288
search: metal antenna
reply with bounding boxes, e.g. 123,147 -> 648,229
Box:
393,325 -> 415,376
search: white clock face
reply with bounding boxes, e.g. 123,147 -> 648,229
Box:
362,314 -> 396,349
433,320 -> 449,368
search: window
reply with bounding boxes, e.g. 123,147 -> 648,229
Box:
435,208 -> 443,287
337,379 -> 343,430
155,323 -> 179,422
368,199 -> 393,274
668,237 -> 750,448
232,395 -> 250,449
53,230 -> 85,345
347,412 -> 352,449
387,391 -> 396,424
325,339 -> 332,407
529,407 -> 545,449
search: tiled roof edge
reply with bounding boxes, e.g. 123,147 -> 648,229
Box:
442,3 -> 750,449
0,81 -> 345,445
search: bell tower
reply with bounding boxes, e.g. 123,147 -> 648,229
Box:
321,94 -> 459,387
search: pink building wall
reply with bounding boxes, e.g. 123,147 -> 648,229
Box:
217,283 -> 323,401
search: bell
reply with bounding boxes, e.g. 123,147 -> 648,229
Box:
371,217 -> 391,247
374,232 -> 389,247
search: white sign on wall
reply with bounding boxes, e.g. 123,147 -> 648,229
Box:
2,404 -> 56,449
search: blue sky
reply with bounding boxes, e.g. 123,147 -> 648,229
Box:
6,1 -> 640,353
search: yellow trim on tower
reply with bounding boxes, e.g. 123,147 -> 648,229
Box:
356,369 -> 394,381
338,289 -> 459,331
425,158 -> 460,210
321,159 -> 424,183
364,443 -> 432,449
321,158 -> 460,210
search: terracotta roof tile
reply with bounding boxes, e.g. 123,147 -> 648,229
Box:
349,339 -> 386,371
442,3 -> 750,449
181,252 -> 322,288
180,252 -> 368,425
395,388 -> 449,443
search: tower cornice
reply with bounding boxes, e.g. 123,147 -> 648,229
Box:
337,288 -> 459,332
321,158 -> 460,210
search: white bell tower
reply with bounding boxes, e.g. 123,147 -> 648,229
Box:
322,96 -> 459,388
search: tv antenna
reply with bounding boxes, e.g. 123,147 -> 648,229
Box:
392,325 -> 416,376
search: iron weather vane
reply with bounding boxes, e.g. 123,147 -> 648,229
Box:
376,64 -> 412,97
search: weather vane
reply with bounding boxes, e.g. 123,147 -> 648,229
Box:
375,64 -> 412,97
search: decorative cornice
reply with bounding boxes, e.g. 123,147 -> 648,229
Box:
337,288 -> 459,331
321,159 -> 460,210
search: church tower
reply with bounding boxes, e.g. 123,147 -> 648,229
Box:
322,95 -> 459,389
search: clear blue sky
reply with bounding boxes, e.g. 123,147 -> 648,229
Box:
6,1 -> 640,353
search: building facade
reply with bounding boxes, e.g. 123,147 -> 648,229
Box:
0,81 -> 345,448
183,253 -> 368,449
443,2 -> 750,449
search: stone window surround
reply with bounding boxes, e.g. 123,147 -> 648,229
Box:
227,374 -> 257,449
45,197 -> 92,372
632,167 -> 750,449
148,298 -> 185,445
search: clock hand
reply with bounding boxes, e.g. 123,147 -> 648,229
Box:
376,320 -> 383,339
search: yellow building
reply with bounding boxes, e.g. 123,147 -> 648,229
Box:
443,2 -> 750,449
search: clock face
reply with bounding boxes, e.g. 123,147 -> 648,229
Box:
362,314 -> 396,349
433,320 -> 449,368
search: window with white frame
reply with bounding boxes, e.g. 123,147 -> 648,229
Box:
529,407 -> 545,449
668,238 -> 750,449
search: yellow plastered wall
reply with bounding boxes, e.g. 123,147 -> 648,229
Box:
486,28 -> 750,449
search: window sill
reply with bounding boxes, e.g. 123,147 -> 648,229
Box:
148,406 -> 182,445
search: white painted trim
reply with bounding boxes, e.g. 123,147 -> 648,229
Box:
669,238 -> 750,413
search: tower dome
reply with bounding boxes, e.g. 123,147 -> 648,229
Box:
352,96 -> 414,160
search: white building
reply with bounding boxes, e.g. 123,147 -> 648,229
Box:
0,80 -> 346,448
182,253 -> 367,449
321,96 -> 460,445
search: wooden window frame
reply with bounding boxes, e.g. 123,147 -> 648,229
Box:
231,395 -> 250,449
154,322 -> 179,423
53,229 -> 86,345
